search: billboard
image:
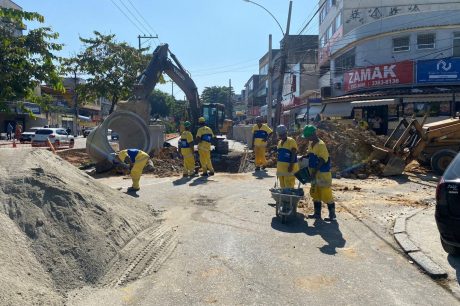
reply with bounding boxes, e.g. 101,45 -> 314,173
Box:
416,58 -> 460,83
343,61 -> 414,92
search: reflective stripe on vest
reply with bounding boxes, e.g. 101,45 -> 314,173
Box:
180,139 -> 191,148
201,134 -> 212,143
307,153 -> 331,172
253,130 -> 268,140
127,149 -> 139,163
277,148 -> 297,163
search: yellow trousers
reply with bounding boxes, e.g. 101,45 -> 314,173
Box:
199,149 -> 214,173
310,185 -> 334,203
254,146 -> 267,167
279,176 -> 296,188
182,149 -> 195,175
130,152 -> 150,189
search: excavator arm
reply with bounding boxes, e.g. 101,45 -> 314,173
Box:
133,44 -> 201,131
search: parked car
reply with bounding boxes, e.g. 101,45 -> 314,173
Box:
435,152 -> 460,255
31,128 -> 75,148
83,127 -> 95,138
20,127 -> 41,143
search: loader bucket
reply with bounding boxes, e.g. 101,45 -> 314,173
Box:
370,145 -> 406,176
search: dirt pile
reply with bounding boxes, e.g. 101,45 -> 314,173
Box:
146,147 -> 183,177
57,148 -> 93,168
260,121 -> 388,177
0,149 -> 158,304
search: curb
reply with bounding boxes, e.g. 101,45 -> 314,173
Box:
393,209 -> 448,279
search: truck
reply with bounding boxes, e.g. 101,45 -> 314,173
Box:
371,115 -> 460,176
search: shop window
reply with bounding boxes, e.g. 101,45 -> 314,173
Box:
335,48 -> 355,72
439,102 -> 451,115
417,33 -> 435,50
393,36 -> 410,52
454,32 -> 460,57
404,103 -> 414,116
388,104 -> 398,120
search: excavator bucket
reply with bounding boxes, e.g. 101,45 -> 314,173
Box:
370,145 -> 406,176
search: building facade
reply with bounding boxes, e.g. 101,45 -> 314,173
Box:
318,0 -> 460,133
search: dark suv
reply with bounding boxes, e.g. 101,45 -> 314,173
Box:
435,152 -> 460,255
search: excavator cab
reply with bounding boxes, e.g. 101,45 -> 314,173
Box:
202,103 -> 225,135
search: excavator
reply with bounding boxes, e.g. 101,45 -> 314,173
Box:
132,44 -> 230,153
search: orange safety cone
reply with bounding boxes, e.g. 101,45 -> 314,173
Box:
12,139 -> 16,148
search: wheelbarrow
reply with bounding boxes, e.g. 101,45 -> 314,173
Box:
270,161 -> 311,224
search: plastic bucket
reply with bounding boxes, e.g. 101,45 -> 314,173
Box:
294,167 -> 311,184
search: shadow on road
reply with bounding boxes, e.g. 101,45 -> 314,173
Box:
172,176 -> 193,186
447,255 -> 460,284
252,170 -> 275,180
189,177 -> 217,186
271,213 -> 346,255
125,190 -> 139,198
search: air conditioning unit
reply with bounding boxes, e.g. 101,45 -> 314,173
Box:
321,86 -> 332,98
334,82 -> 342,89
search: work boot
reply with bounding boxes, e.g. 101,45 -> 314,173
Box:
201,172 -> 209,177
255,166 -> 261,171
208,171 -> 215,176
308,202 -> 322,219
127,187 -> 140,192
324,203 -> 337,222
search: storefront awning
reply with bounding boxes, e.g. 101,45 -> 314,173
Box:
322,102 -> 353,118
282,110 -> 291,115
350,99 -> 398,107
296,105 -> 322,119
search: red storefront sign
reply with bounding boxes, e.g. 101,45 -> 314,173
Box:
343,60 -> 414,92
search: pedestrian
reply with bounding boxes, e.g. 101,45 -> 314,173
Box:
276,124 -> 299,188
301,125 -> 336,221
14,122 -> 22,141
6,122 -> 13,140
179,121 -> 196,177
358,119 -> 369,130
66,127 -> 71,135
195,117 -> 215,177
251,116 -> 273,171
114,149 -> 150,192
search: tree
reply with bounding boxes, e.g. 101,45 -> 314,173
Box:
77,31 -> 149,114
0,7 -> 63,111
148,90 -> 174,118
201,86 -> 234,118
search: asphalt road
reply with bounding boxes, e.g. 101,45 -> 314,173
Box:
68,171 -> 459,305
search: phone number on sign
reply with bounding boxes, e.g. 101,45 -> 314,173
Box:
371,78 -> 400,86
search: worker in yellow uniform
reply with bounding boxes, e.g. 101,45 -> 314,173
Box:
195,117 -> 215,177
276,125 -> 299,188
115,149 -> 150,192
251,116 -> 273,171
302,125 -> 336,221
179,121 -> 196,177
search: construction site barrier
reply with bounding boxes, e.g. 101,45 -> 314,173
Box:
231,125 -> 254,149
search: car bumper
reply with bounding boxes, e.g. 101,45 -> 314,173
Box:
435,208 -> 460,246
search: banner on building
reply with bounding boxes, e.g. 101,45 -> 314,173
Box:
343,60 -> 414,92
416,57 -> 460,83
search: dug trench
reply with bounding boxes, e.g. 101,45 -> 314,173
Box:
0,149 -> 178,305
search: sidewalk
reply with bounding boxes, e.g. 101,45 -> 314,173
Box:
403,206 -> 460,295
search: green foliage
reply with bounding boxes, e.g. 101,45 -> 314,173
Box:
0,8 -> 63,109
148,89 -> 175,118
76,31 -> 149,113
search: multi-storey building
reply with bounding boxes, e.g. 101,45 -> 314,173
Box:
318,0 -> 460,134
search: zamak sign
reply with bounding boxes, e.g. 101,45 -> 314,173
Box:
416,57 -> 460,83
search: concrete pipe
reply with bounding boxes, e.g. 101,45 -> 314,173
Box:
86,110 -> 152,163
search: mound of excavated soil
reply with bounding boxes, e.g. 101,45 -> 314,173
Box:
0,149 -> 158,305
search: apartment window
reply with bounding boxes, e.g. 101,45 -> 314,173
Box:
417,33 -> 435,49
320,35 -> 326,47
327,25 -> 333,40
335,48 -> 355,72
259,64 -> 268,75
319,7 -> 326,24
334,11 -> 342,32
454,32 -> 460,57
393,36 -> 410,52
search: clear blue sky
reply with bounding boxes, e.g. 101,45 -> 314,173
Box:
17,0 -> 318,98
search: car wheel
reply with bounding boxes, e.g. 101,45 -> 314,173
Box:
441,237 -> 460,255
69,140 -> 75,148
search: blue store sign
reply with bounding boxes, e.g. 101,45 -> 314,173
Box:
417,58 -> 460,83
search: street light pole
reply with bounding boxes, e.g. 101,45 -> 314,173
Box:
267,34 -> 273,127
242,0 -> 285,36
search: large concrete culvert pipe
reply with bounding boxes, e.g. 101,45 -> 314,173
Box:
86,110 -> 153,163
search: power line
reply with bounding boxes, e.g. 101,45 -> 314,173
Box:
109,0 -> 145,34
298,1 -> 326,34
116,0 -> 152,35
126,0 -> 160,39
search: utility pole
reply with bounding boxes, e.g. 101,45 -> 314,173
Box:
228,79 -> 233,119
267,34 -> 273,127
138,35 -> 158,51
73,70 -> 79,137
274,1 -> 292,127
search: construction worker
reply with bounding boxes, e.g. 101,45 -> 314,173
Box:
276,125 -> 299,188
195,117 -> 215,177
251,116 -> 273,171
179,121 -> 196,177
115,149 -> 150,192
302,125 -> 336,221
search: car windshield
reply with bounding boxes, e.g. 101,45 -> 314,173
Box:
35,129 -> 53,135
444,153 -> 460,181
